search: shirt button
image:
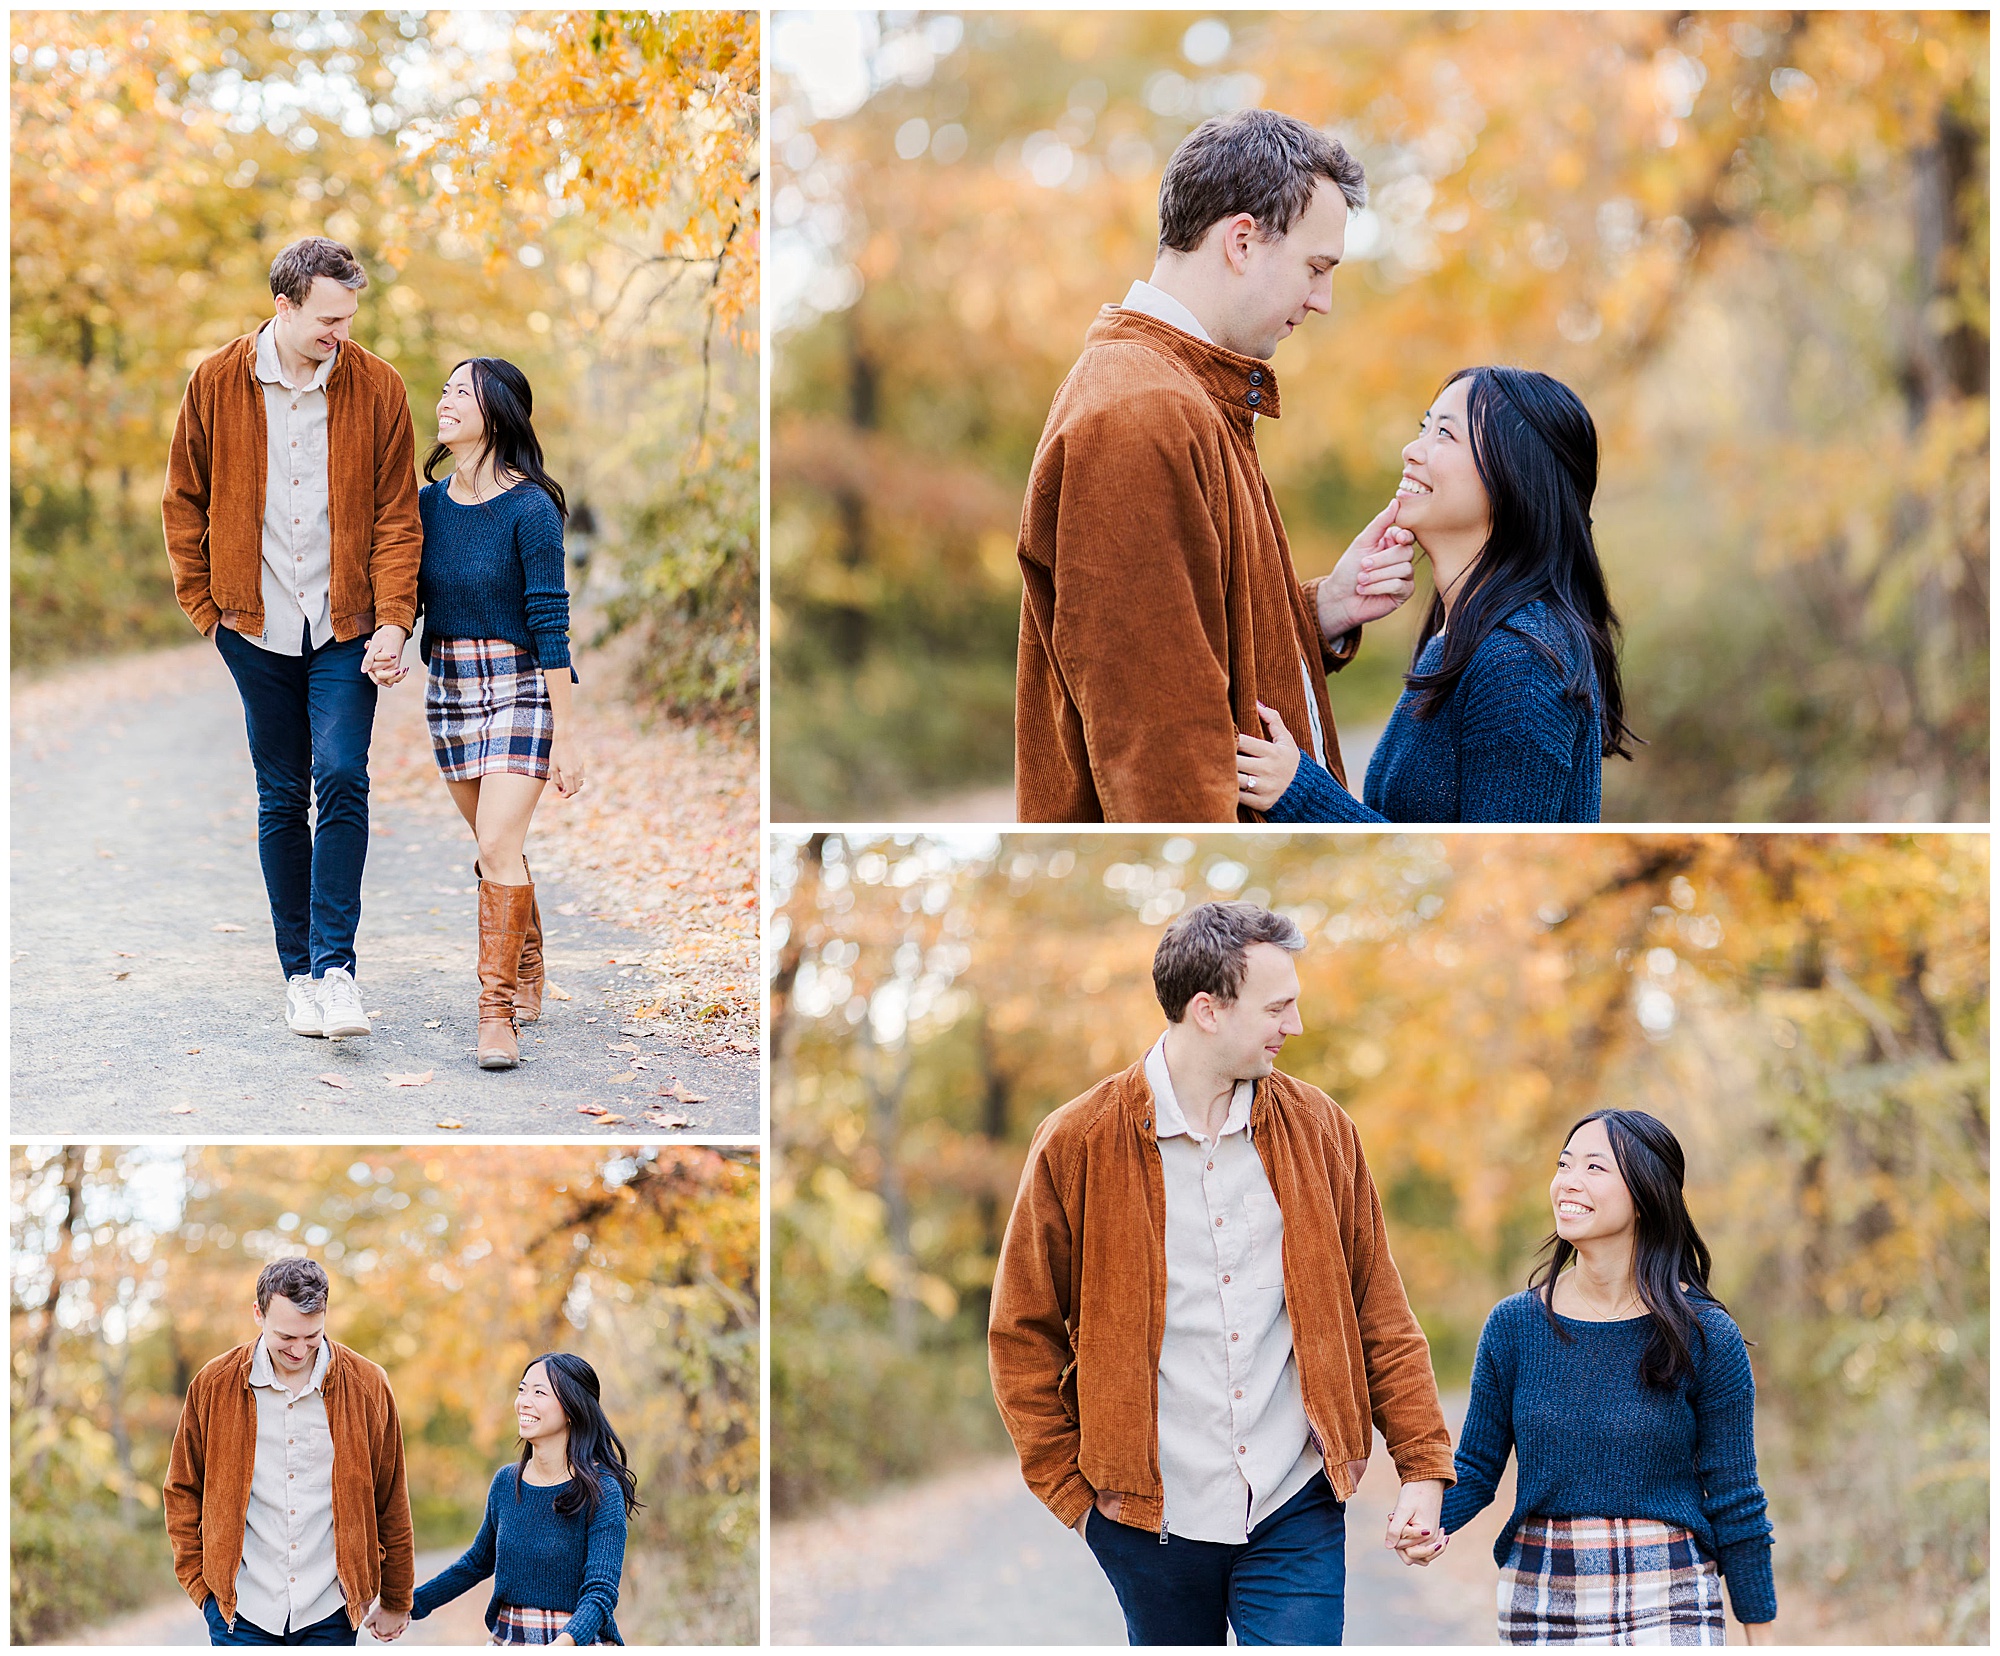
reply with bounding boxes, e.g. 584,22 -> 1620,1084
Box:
1207,1161 -> 1215,1170
288,1472 -> 295,1479
1230,1332 -> 1240,1342
1238,1445 -> 1248,1455
1215,1217 -> 1224,1228
1235,1389 -> 1244,1399
1222,1274 -> 1232,1285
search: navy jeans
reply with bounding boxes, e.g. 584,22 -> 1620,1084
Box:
1083,1469 -> 1346,1645
202,1598 -> 356,1645
214,623 -> 377,980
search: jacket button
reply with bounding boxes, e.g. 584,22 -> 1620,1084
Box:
1249,370 -> 1264,385
1246,389 -> 1262,407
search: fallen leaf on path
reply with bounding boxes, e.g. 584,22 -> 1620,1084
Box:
727,1040 -> 755,1053
317,1074 -> 349,1089
607,1071 -> 637,1084
423,1019 -> 442,1029
591,1113 -> 626,1125
212,922 -> 246,933
609,1041 -> 640,1054
577,1103 -> 610,1116
435,1119 -> 464,1130
546,982 -> 573,1001
113,970 -> 130,980
619,1024 -> 651,1037
384,1071 -> 434,1087
184,1047 -> 202,1055
643,1110 -> 689,1130
116,951 -> 136,958
658,1080 -> 708,1104
170,1105 -> 196,1114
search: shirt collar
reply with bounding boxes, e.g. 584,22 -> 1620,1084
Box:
254,319 -> 338,393
1144,1031 -> 1254,1143
1119,279 -> 1215,345
249,1331 -> 332,1398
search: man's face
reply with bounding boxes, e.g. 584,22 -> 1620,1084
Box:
1223,178 -> 1349,360
273,276 -> 359,362
253,1293 -> 327,1379
1192,942 -> 1305,1081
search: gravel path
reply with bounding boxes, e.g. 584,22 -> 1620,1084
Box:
62,1549 -> 489,1646
772,1397 -> 1505,1645
11,645 -> 755,1134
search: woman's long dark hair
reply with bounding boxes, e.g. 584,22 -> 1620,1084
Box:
1527,1109 -> 1725,1389
514,1352 -> 642,1520
1404,366 -> 1637,760
424,356 -> 568,520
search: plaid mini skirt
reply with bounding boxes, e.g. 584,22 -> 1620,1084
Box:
1499,1516 -> 1727,1646
426,637 -> 554,781
489,1604 -> 612,1645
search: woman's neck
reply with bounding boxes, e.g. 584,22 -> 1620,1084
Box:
1423,529 -> 1486,624
525,1432 -> 570,1483
446,442 -> 507,500
1562,1233 -> 1642,1317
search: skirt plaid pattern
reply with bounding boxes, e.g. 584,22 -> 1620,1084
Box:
489,1604 -> 612,1645
426,637 -> 554,781
1499,1516 -> 1727,1646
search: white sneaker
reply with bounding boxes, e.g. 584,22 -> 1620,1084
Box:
286,974 -> 325,1037
318,967 -> 371,1038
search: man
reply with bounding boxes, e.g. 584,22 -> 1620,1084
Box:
1014,109 -> 1419,822
165,1259 -> 414,1646
164,236 -> 423,1041
989,901 -> 1453,1644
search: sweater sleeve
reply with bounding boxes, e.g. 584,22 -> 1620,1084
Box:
1264,755 -> 1388,823
1453,625 -> 1589,822
411,1471 -> 502,1619
561,1474 -> 628,1646
987,1117 -> 1095,1528
1044,398 -> 1241,822
1691,1314 -> 1777,1624
514,492 -> 575,678
1440,1302 -> 1517,1533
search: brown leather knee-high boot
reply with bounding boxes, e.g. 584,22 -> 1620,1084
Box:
515,857 -> 544,1024
476,879 -> 535,1069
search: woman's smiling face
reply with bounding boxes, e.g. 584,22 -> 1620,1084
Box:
1551,1116 -> 1637,1245
516,1361 -> 568,1443
1396,375 -> 1491,543
436,363 -> 485,447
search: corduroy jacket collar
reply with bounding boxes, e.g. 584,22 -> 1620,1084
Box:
1086,305 -> 1283,421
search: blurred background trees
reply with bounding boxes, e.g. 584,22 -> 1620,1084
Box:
770,11 -> 1988,820
11,9 -> 758,721
770,831 -> 1989,1640
10,1143 -> 759,1645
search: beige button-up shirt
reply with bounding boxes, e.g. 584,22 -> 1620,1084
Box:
1147,1032 -> 1323,1544
249,320 -> 337,655
235,1334 -> 343,1634
1114,281 -> 1329,771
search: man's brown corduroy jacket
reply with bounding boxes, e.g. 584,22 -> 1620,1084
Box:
989,1059 -> 1454,1538
1014,306 -> 1358,823
162,329 -> 422,642
163,1339 -> 415,1629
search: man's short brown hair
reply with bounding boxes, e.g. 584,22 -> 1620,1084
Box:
269,237 -> 368,308
1153,900 -> 1306,1022
256,1257 -> 330,1315
1157,109 -> 1366,254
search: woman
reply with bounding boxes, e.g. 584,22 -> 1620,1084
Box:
1235,366 -> 1636,822
406,1353 -> 639,1646
369,357 -> 585,1070
1401,1111 -> 1776,1644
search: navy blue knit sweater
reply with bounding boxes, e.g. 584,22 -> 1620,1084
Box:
416,478 -> 575,678
411,1464 -> 627,1645
1265,601 -> 1602,822
1441,1292 -> 1776,1625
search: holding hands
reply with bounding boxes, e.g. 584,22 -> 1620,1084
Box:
1317,495 -> 1420,643
362,623 -> 410,687
362,1599 -> 410,1642
1385,1478 -> 1449,1567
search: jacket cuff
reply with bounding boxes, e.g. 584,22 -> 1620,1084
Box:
187,601 -> 221,637
1324,625 -> 1361,673
1045,1471 -> 1096,1530
1387,1446 -> 1457,1487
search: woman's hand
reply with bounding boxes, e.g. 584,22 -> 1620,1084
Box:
1236,703 -> 1302,812
549,737 -> 586,800
552,1634 -> 577,1647
1740,1621 -> 1775,1645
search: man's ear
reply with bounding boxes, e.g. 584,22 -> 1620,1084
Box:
251,1302 -> 265,1330
1218,212 -> 1259,275
1187,991 -> 1220,1034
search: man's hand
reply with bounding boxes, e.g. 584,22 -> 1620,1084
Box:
363,623 -> 409,687
1385,1478 -> 1446,1566
362,1600 -> 410,1642
1317,497 -> 1418,643
1073,1489 -> 1123,1537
